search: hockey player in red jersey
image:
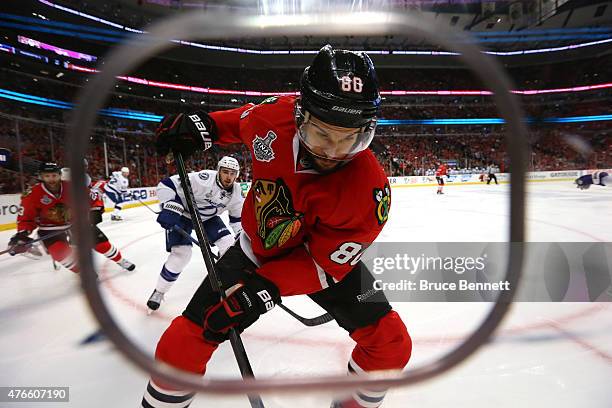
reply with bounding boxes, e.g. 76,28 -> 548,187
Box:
8,162 -> 135,273
435,162 -> 447,194
9,162 -> 76,271
141,45 -> 411,408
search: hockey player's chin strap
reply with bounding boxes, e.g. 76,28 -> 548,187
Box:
215,173 -> 234,192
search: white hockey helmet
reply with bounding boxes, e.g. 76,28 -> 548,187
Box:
121,166 -> 129,175
217,156 -> 240,173
61,167 -> 70,181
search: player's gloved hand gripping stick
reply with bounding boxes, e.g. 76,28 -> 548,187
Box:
3,228 -> 70,256
170,224 -> 334,327
170,224 -> 333,327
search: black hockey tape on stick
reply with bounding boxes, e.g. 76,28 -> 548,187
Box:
277,303 -> 334,327
173,151 -> 265,408
68,10 -> 527,397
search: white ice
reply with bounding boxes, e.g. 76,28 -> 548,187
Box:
1,180 -> 611,407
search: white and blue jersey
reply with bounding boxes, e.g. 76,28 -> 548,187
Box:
576,171 -> 609,188
157,170 -> 244,251
104,171 -> 129,205
592,171 -> 609,186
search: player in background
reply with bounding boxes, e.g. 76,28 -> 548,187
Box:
8,162 -> 135,272
62,162 -> 136,271
486,162 -> 498,185
141,45 -> 411,408
575,170 -> 610,189
435,161 -> 447,194
85,161 -> 136,272
9,163 -> 76,271
104,166 -> 130,221
146,156 -> 244,312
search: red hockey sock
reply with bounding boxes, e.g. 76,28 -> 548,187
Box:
350,310 -> 412,372
332,311 -> 411,408
94,240 -> 122,262
47,241 -> 79,273
153,316 -> 219,390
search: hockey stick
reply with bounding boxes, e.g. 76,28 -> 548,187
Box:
136,198 -> 221,263
139,185 -> 333,327
174,151 -> 265,408
171,225 -> 219,263
1,228 -> 71,256
137,197 -> 160,214
277,303 -> 334,327
172,226 -> 333,327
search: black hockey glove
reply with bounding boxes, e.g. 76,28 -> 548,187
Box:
155,111 -> 216,158
202,274 -> 280,343
8,231 -> 34,256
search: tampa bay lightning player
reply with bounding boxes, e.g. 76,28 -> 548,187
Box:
575,170 -> 610,190
147,156 -> 244,312
104,166 -> 130,221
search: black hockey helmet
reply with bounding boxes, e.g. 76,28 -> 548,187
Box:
296,45 -> 381,163
38,162 -> 61,174
299,45 -> 380,128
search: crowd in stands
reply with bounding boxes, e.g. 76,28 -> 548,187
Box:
374,129 -> 611,177
1,99 -> 609,194
1,51 -> 610,194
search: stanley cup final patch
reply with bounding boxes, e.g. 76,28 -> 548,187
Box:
253,130 -> 277,162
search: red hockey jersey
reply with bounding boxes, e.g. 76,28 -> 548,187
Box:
435,164 -> 447,177
209,96 -> 391,296
89,179 -> 106,211
17,181 -> 71,233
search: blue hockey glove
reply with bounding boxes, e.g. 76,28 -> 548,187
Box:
156,201 -> 185,230
574,177 -> 591,190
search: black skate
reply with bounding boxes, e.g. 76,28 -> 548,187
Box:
147,290 -> 164,312
118,258 -> 136,271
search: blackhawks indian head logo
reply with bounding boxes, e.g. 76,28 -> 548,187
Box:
47,203 -> 71,224
252,178 -> 303,250
373,183 -> 391,225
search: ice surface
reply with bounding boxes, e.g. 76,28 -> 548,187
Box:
1,181 -> 610,407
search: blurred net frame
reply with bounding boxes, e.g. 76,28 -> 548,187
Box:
67,9 -> 528,398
